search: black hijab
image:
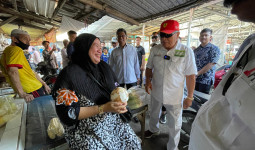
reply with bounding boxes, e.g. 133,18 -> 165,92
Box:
52,33 -> 117,105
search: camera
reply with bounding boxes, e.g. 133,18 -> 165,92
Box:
164,55 -> 170,60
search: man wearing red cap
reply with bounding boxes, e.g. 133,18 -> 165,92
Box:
145,20 -> 197,150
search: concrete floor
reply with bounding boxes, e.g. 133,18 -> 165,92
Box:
128,86 -> 189,150
129,114 -> 189,150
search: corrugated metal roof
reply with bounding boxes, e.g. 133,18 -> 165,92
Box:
100,0 -> 213,22
23,0 -> 57,18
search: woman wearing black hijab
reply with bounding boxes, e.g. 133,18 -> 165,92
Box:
52,33 -> 141,149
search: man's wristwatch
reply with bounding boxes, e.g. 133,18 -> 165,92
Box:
186,97 -> 194,101
98,105 -> 104,115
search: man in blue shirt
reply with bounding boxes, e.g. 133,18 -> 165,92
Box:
66,30 -> 77,59
194,28 -> 220,94
109,28 -> 140,89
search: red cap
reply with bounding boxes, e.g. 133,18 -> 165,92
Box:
160,20 -> 179,34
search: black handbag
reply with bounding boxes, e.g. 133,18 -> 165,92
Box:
87,72 -> 132,123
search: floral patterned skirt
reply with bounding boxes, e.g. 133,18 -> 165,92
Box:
64,111 -> 141,150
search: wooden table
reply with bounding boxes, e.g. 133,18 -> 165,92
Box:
131,104 -> 148,145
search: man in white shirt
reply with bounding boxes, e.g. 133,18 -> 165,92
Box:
31,47 -> 41,65
145,20 -> 197,150
189,0 -> 255,149
109,28 -> 140,89
61,39 -> 69,68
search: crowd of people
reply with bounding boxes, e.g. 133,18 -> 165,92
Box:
0,0 -> 254,149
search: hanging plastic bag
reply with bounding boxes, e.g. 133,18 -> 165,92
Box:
47,118 -> 65,139
0,96 -> 22,127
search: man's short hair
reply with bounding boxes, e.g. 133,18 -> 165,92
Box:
11,29 -> 28,37
136,36 -> 141,40
223,0 -> 237,7
102,47 -> 108,50
42,41 -> 49,45
67,30 -> 77,36
63,39 -> 68,45
101,41 -> 105,44
152,32 -> 158,35
200,28 -> 213,35
116,28 -> 127,36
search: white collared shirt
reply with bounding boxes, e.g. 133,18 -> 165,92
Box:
109,44 -> 140,84
146,41 -> 197,105
189,37 -> 255,150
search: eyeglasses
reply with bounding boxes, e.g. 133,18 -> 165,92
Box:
160,31 -> 178,38
117,35 -> 126,39
152,36 -> 158,39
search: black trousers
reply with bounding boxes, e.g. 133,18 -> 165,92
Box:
119,82 -> 137,90
195,82 -> 212,94
162,106 -> 166,112
140,70 -> 143,86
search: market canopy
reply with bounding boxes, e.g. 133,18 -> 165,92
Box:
0,0 -> 213,39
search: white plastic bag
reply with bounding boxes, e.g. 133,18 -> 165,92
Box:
0,96 -> 22,127
47,118 -> 65,139
127,86 -> 148,109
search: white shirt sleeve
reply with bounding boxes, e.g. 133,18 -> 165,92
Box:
146,47 -> 155,69
185,48 -> 197,75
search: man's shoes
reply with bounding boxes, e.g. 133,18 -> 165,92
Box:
144,130 -> 160,138
159,113 -> 167,124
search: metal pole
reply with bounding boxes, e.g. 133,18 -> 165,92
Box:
187,8 -> 194,47
142,24 -> 145,47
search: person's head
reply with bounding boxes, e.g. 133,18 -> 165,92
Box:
152,32 -> 159,43
136,36 -> 141,46
116,28 -> 127,47
199,28 -> 212,46
42,41 -> 50,49
111,37 -> 118,48
102,47 -> 108,54
101,42 -> 105,48
224,0 -> 255,23
72,33 -> 101,66
67,30 -> 77,42
63,39 -> 69,48
10,29 -> 31,50
159,20 -> 180,50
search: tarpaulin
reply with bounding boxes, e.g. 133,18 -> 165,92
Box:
57,16 -> 85,35
44,28 -> 56,43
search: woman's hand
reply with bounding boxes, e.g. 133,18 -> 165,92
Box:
103,101 -> 128,114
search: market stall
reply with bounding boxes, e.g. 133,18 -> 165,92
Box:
0,95 -> 68,150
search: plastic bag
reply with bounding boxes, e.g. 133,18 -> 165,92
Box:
47,118 -> 65,139
0,95 -> 22,127
127,86 -> 147,109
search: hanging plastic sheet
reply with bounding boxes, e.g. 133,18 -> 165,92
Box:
57,16 -> 85,35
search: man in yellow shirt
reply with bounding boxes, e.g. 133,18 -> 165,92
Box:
0,29 -> 51,102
